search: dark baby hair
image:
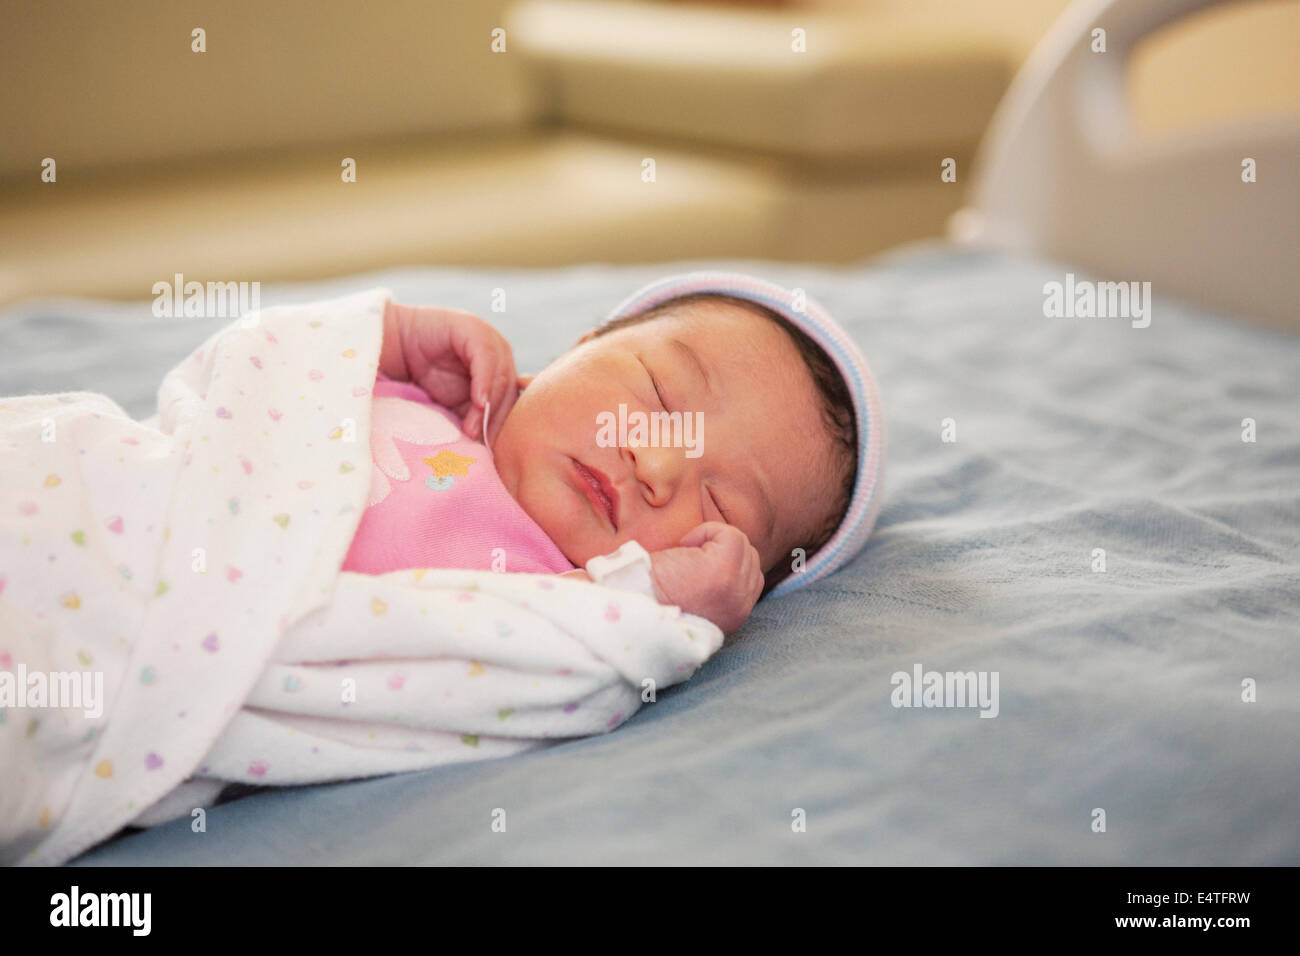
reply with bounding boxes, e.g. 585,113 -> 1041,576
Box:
590,292 -> 857,595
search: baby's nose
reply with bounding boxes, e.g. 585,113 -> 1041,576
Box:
625,442 -> 686,506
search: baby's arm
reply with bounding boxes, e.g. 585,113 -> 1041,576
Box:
378,302 -> 520,444
563,524 -> 764,636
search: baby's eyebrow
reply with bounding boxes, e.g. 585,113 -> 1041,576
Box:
670,338 -> 712,397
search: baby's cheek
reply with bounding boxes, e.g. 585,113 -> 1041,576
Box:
531,492 -> 613,565
619,514 -> 692,553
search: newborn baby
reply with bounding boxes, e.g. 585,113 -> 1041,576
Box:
0,271 -> 886,865
343,274 -> 884,635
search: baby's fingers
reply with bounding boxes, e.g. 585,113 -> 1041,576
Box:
677,521 -> 733,550
743,546 -> 765,602
451,326 -> 514,440
483,357 -> 519,447
468,360 -> 513,443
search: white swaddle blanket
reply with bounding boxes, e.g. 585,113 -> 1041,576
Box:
0,288 -> 722,866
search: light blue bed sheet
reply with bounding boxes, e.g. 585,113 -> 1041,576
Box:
2,243 -> 1296,865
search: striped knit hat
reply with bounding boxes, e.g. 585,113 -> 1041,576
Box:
604,271 -> 886,598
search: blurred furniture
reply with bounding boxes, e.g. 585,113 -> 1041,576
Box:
955,0 -> 1300,328
1,0 -> 1294,308
0,0 -> 1012,305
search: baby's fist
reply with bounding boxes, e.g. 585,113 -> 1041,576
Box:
649,522 -> 764,636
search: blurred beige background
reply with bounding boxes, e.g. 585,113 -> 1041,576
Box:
0,0 -> 1296,305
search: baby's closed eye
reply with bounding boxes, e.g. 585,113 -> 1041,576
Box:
705,485 -> 731,526
637,354 -> 670,410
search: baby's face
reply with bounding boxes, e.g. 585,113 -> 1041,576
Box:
493,300 -> 841,575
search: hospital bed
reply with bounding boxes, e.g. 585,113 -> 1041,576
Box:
1,0 -> 1295,864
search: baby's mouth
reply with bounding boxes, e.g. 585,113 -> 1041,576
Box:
571,458 -> 618,530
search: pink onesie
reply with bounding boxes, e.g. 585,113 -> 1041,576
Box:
341,374 -> 575,576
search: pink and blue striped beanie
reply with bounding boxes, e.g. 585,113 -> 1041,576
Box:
604,271 -> 886,598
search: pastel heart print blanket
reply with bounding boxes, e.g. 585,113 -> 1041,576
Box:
0,287 -> 722,866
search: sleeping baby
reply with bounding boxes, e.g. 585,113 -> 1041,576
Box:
343,272 -> 886,635
0,270 -> 885,864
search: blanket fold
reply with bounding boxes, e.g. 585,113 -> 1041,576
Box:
0,288 -> 722,866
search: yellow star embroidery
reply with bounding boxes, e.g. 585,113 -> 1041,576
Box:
422,450 -> 476,479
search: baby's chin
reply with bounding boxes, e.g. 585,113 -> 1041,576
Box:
516,479 -> 611,568
547,510 -> 614,568
497,437 -> 620,566
545,525 -> 610,571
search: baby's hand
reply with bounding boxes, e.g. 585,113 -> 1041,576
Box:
648,522 -> 764,636
380,302 -> 519,445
